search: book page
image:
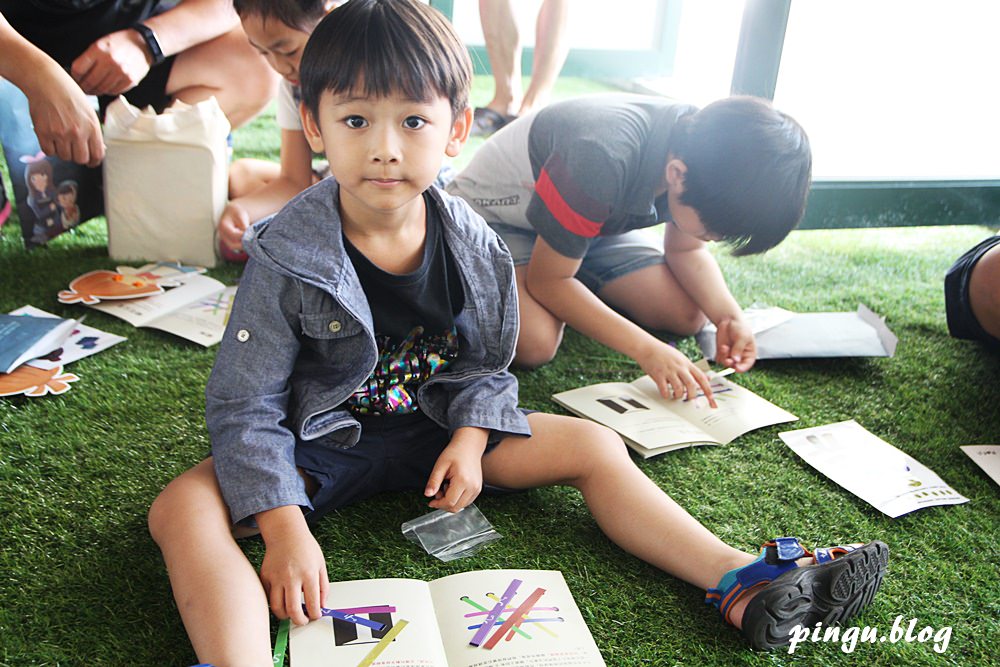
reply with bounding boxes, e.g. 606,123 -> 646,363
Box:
628,375 -> 797,446
290,578 -> 448,667
141,284 -> 236,347
428,569 -> 605,667
780,420 -> 969,518
552,382 -> 719,456
88,273 -> 225,333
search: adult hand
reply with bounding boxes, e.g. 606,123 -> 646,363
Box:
715,317 -> 757,372
218,202 -> 251,252
259,509 -> 329,626
425,431 -> 487,513
71,29 -> 152,97
636,341 -> 716,408
26,64 -> 105,167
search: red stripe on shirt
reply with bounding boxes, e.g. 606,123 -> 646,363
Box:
535,167 -> 603,238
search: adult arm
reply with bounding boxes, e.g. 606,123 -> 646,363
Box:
662,222 -> 756,371
0,12 -> 104,166
71,0 -> 241,97
525,237 -> 716,404
219,129 -> 314,251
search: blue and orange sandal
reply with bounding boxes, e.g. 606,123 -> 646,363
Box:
706,536 -> 889,650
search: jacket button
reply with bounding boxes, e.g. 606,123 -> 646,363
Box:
236,329 -> 250,342
328,320 -> 342,333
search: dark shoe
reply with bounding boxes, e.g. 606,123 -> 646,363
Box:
470,107 -> 517,138
707,536 -> 889,650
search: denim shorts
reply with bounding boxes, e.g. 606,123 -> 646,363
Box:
489,223 -> 666,293
295,410 -> 519,524
945,234 -> 1000,349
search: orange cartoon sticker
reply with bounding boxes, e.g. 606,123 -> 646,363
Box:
58,270 -> 165,305
0,364 -> 79,397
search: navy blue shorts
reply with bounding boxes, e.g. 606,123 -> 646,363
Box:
295,411 -> 519,524
945,234 -> 1000,350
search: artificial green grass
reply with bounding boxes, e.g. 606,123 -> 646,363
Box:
2,77 -> 999,666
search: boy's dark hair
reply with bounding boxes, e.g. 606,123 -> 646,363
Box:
232,0 -> 330,32
670,96 -> 812,256
299,0 -> 471,121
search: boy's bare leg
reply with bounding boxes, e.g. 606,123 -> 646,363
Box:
229,158 -> 281,199
598,262 -> 707,335
148,458 -> 273,667
482,414 -> 813,628
166,26 -> 278,129
511,265 -> 565,368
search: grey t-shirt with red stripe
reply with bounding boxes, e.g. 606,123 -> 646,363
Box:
447,94 -> 696,259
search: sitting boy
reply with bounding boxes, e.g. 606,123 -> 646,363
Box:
147,2 -> 884,665
446,93 -> 812,402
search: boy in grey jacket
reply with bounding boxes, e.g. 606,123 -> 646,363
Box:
148,1 -> 887,663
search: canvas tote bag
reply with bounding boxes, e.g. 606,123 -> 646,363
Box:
103,95 -> 230,268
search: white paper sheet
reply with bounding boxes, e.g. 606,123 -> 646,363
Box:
697,304 -> 898,360
779,420 -> 968,517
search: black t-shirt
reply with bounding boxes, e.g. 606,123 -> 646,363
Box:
1,1 -> 159,67
343,194 -> 464,415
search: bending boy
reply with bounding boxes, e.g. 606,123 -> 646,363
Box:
148,2 -> 883,665
447,93 -> 812,401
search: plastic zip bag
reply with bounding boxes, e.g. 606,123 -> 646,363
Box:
401,504 -> 502,562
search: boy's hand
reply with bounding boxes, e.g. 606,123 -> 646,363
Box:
218,202 -> 251,252
257,505 -> 329,626
637,341 -> 717,408
715,317 -> 757,372
425,427 -> 488,512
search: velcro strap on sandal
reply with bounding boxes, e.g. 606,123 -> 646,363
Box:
814,543 -> 862,564
774,536 -> 807,561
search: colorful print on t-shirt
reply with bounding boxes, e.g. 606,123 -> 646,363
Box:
347,325 -> 459,415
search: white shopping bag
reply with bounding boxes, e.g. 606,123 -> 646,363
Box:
103,96 -> 230,267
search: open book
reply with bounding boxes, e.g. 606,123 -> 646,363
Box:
552,371 -> 797,458
86,274 -> 236,346
0,312 -> 79,373
290,569 -> 605,667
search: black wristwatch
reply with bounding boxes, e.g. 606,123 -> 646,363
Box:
131,22 -> 166,66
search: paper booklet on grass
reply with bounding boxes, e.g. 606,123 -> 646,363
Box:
88,276 -> 236,347
552,365 -> 797,458
779,420 -> 969,517
696,304 -> 898,360
290,569 -> 605,667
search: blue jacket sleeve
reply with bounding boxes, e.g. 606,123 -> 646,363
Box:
205,260 -> 311,525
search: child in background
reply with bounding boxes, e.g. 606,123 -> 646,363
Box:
219,0 -> 341,261
148,2 -> 886,665
447,93 -> 812,403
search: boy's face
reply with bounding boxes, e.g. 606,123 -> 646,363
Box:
242,14 -> 312,86
302,90 -> 471,225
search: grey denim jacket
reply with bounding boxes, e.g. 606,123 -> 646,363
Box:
205,179 -> 531,524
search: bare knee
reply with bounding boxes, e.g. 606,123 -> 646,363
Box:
513,325 -> 562,369
148,466 -> 224,546
567,422 -> 632,483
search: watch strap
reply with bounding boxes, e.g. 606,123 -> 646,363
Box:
131,22 -> 166,66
